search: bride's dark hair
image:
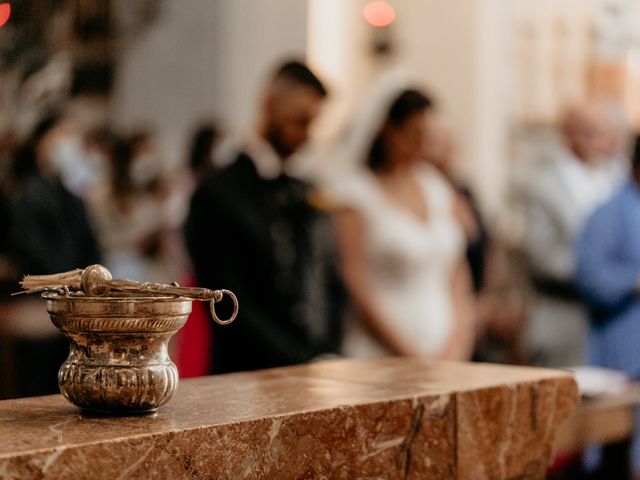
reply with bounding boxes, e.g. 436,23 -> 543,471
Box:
366,89 -> 433,171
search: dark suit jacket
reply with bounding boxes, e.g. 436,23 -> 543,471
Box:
10,174 -> 101,275
185,153 -> 345,373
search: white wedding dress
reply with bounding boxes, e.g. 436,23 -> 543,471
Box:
338,164 -> 465,358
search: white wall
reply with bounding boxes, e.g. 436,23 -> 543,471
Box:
308,0 -> 377,141
111,0 -> 308,165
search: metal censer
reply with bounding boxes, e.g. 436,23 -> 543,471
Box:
16,265 -> 238,414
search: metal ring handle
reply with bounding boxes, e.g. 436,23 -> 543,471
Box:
209,289 -> 239,325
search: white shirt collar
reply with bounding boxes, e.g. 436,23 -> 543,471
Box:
214,133 -> 304,180
245,135 -> 295,180
556,147 -> 625,215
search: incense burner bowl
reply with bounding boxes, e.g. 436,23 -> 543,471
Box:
44,292 -> 191,414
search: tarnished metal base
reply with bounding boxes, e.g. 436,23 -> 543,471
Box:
44,292 -> 191,413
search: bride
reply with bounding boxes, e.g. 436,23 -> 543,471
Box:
330,74 -> 476,360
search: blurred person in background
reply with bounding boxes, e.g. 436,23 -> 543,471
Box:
0,130 -> 20,293
127,130 -> 169,199
522,102 -> 627,368
8,112 -> 101,275
86,129 -> 173,283
333,77 -> 475,360
574,135 -> 640,479
1,112 -> 101,397
422,113 -> 501,362
187,123 -> 219,182
173,122 -> 222,378
185,60 -> 346,374
163,122 -> 222,245
0,130 -> 18,188
423,113 -> 488,294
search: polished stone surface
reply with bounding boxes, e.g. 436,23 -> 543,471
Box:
0,358 -> 577,479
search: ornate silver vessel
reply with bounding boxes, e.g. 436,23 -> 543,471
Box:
45,292 -> 191,413
16,264 -> 237,414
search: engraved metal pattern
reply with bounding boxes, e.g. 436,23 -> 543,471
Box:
45,292 -> 190,413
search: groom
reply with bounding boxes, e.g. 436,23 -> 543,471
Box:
185,60 -> 345,374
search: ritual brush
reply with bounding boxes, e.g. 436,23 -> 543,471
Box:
14,264 -> 238,325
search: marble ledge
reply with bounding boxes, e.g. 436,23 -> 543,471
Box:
0,357 -> 578,479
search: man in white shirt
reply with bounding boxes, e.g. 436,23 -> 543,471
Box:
522,102 -> 627,367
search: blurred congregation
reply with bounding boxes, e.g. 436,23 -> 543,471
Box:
2,0 -> 640,477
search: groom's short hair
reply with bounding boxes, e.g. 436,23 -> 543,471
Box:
270,60 -> 328,98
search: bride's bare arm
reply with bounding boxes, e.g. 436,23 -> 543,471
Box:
335,208 -> 422,356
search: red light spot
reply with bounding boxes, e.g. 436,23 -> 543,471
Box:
363,1 -> 396,28
0,3 -> 10,28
